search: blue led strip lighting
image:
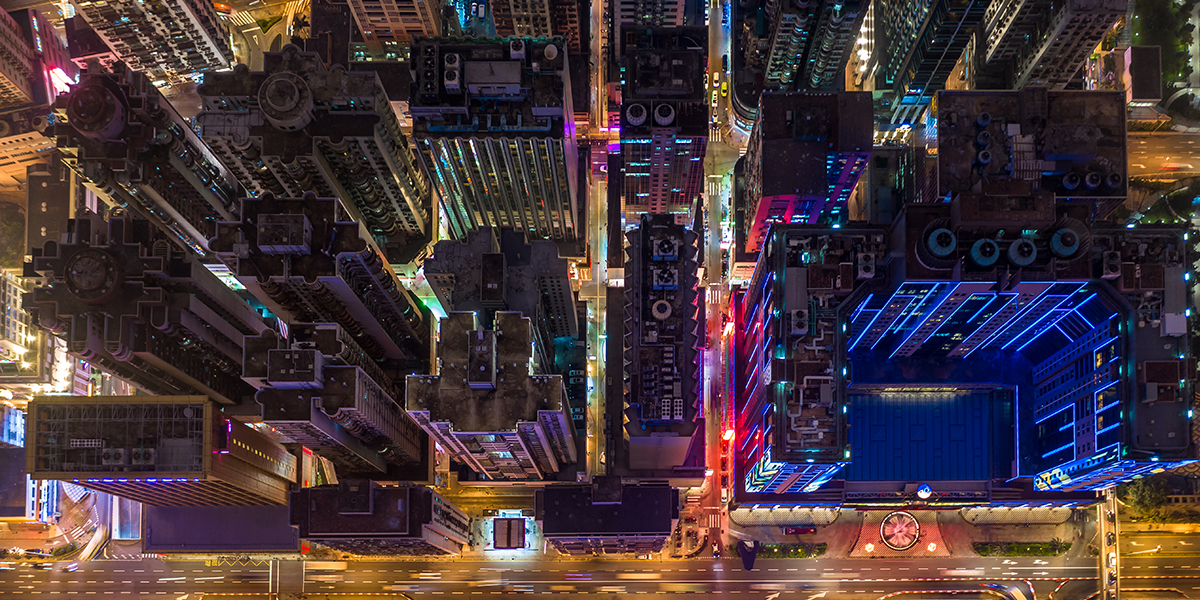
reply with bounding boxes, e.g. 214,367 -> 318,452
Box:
1002,289 -> 1082,351
1041,442 -> 1075,459
966,286 -> 1055,358
872,285 -> 938,351
889,283 -> 961,359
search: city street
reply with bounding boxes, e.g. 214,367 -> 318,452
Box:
2,551 -> 1200,598
1128,132 -> 1200,177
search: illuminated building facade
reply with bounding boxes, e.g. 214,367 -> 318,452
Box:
760,0 -> 865,91
873,0 -> 985,123
406,312 -> 577,481
743,92 -> 872,253
26,396 -> 298,506
70,0 -> 232,85
733,89 -> 1192,503
619,28 -> 707,215
490,0 -> 553,38
735,225 -> 886,496
409,37 -> 580,254
624,214 -> 700,425
197,45 -> 433,267
0,106 -> 54,189
346,0 -> 442,57
615,0 -> 683,44
0,9 -> 34,109
52,64 -> 243,257
9,9 -> 77,106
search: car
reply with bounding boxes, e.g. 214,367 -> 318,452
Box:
569,377 -> 584,385
64,563 -> 78,573
0,562 -> 12,571
722,54 -> 729,71
1106,511 -> 1116,524
32,563 -> 52,570
636,553 -> 652,559
785,526 -> 817,535
1106,532 -> 1116,546
711,543 -> 720,558
720,81 -> 728,97
568,370 -> 584,376
1107,552 -> 1116,568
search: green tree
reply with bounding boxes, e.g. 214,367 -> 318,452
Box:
1120,476 -> 1170,514
0,202 -> 22,270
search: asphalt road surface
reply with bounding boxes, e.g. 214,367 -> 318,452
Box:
1128,133 -> 1200,177
0,552 -> 1197,598
0,552 -> 1166,600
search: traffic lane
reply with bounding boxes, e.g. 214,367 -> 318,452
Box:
292,576 -> 1084,598
1121,554 -> 1200,573
1127,134 -> 1200,175
1120,533 -> 1200,552
0,561 -> 270,593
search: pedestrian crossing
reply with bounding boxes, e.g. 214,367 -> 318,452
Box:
108,553 -> 158,561
225,1 -> 307,30
225,11 -> 257,27
66,524 -> 91,539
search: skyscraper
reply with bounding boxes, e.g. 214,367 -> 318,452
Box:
743,92 -> 872,253
0,9 -> 34,109
615,0 -> 684,44
345,0 -> 442,58
52,64 -> 243,257
624,214 -> 701,424
422,227 -> 579,372
242,323 -> 427,476
406,312 -> 577,481
491,0 -> 554,37
70,0 -> 232,85
409,37 -> 581,253
736,225 -> 886,496
211,193 -> 431,368
536,478 -> 678,555
620,28 -> 708,215
0,106 -> 54,189
873,0 -> 986,123
9,8 -> 77,106
759,0 -> 865,91
26,396 -> 297,506
197,45 -> 433,267
25,217 -> 268,405
290,481 -> 470,555
977,0 -> 1127,90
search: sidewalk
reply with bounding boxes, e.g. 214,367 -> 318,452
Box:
727,507 -> 1089,560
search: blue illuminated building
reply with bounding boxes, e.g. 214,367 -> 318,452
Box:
733,89 -> 1195,504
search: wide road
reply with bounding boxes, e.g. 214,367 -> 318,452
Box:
1128,133 -> 1200,177
7,553 -> 1196,599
